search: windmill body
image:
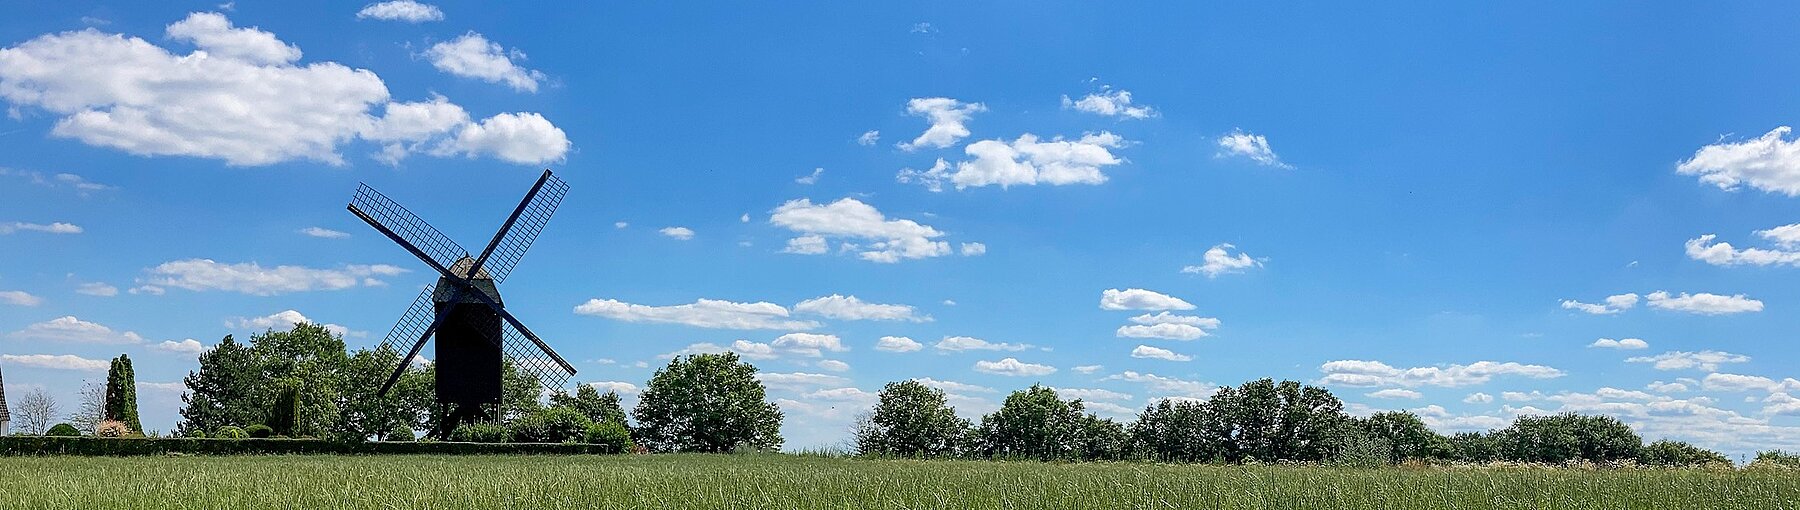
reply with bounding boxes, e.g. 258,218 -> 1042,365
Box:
347,170 -> 575,436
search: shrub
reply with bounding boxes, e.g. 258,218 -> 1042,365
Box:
450,422 -> 509,443
244,424 -> 275,439
214,426 -> 248,439
510,407 -> 593,444
585,421 -> 633,453
185,429 -> 207,439
46,423 -> 80,437
1754,450 -> 1800,469
385,425 -> 416,442
96,420 -> 132,438
1639,440 -> 1729,467
1332,429 -> 1394,468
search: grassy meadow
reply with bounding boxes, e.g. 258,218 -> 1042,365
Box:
0,453 -> 1797,509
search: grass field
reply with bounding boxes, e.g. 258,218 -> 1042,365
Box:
1,454 -> 1797,509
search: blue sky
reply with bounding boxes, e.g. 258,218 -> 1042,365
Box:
5,1 -> 1800,456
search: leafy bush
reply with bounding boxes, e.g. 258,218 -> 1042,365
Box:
46,423 -> 80,437
585,421 -> 633,453
1494,413 -> 1641,464
214,426 -> 248,439
510,407 -> 593,444
185,429 -> 207,439
244,424 -> 274,439
449,422 -> 509,443
1754,450 -> 1800,469
1639,440 -> 1729,467
96,420 -> 132,438
385,425 -> 415,442
1332,428 -> 1394,468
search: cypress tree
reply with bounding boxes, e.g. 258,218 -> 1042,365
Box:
103,354 -> 141,432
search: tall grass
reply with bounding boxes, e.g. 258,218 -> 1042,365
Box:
0,454 -> 1794,509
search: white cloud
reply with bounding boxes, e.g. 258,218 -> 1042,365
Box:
0,222 -> 83,234
1181,243 -> 1262,278
424,32 -> 543,92
573,297 -> 820,330
1128,312 -> 1220,328
755,372 -> 850,390
659,226 -> 695,240
128,285 -> 164,296
934,336 -> 1031,352
0,353 -> 108,371
1116,323 -> 1210,341
586,381 -> 639,395
1684,233 -> 1800,267
1102,371 -> 1215,398
152,339 -> 207,355
1099,288 -> 1195,311
723,340 -> 777,360
1589,338 -> 1648,350
1129,345 -> 1191,362
432,112 -> 570,165
1760,223 -> 1800,248
959,242 -> 987,256
1645,291 -> 1762,315
356,1 -> 444,22
1648,381 -> 1690,393
1216,129 -> 1289,168
897,97 -> 984,151
912,378 -> 996,395
1560,293 -> 1639,315
73,282 -> 117,297
875,336 -> 923,352
770,197 -> 969,263
1061,88 -> 1156,119
299,227 -> 349,239
164,12 -> 298,64
1317,359 -> 1565,388
1368,388 -> 1423,400
793,294 -> 928,322
227,310 -> 355,338
795,167 -> 824,185
1053,388 -> 1134,402
973,357 -> 1056,377
1702,373 -> 1800,394
614,222 -> 628,229
0,169 -> 113,195
0,290 -> 43,306
142,259 -> 404,296
900,132 -> 1127,190
856,130 -> 879,146
816,359 -> 850,372
1626,350 -> 1750,371
770,333 -> 846,357
1463,392 -> 1494,404
1677,126 -> 1800,196
9,316 -> 142,344
1072,364 -> 1103,374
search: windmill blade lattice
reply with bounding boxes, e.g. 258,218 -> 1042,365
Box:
476,172 -> 568,284
349,184 -> 473,273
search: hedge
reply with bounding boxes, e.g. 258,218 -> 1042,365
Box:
0,437 -> 621,456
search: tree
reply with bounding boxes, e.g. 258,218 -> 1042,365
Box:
854,380 -> 970,458
1357,411 -> 1447,464
266,379 -> 301,437
633,353 -> 783,452
974,385 -> 1086,461
550,384 -> 629,427
1074,413 -> 1129,461
1493,413 -> 1641,464
1445,431 -> 1499,463
178,335 -> 262,435
500,360 -> 544,422
1130,398 -> 1230,462
1206,379 -> 1351,463
1638,440 -> 1729,467
13,388 -> 59,435
248,323 -> 349,437
69,381 -> 105,435
104,354 -> 141,433
334,346 -> 432,441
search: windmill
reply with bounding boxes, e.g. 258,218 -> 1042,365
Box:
347,169 -> 575,436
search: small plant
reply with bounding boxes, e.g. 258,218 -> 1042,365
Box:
244,424 -> 275,439
449,421 -> 509,443
45,423 -> 80,437
96,420 -> 132,438
385,425 -> 416,442
185,429 -> 208,439
213,426 -> 248,439
510,407 -> 594,444
584,420 -> 633,453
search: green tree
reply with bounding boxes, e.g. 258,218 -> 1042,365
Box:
1445,431 -> 1499,463
248,323 -> 349,437
1358,411 -> 1447,464
1129,398 -> 1230,462
333,346 -> 432,441
854,380 -> 970,458
103,354 -> 141,433
266,379 -> 301,437
1074,413 -> 1129,461
178,335 -> 261,435
500,360 -> 544,422
1207,379 -> 1351,463
1638,439 -> 1729,467
974,385 -> 1086,461
1493,413 -> 1641,464
633,353 -> 783,452
549,384 -> 629,427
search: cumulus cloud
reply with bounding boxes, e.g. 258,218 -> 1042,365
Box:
770,333 -> 846,357
9,316 -> 143,344
299,227 -> 349,239
973,357 -> 1056,377
424,32 -> 544,92
227,310 -> 356,338
1061,88 -> 1156,119
1590,338 -> 1648,350
1686,228 -> 1800,267
1701,373 -> 1800,394
0,290 -> 43,306
1129,345 -> 1191,362
1116,312 -> 1220,341
1072,365 -> 1103,374
356,1 -> 444,22
1317,359 -> 1565,388
856,130 -> 879,146
755,372 -> 851,390
793,294 -> 928,322
959,242 -> 987,256
1677,127 -> 1800,196
1626,350 -> 1750,371
875,336 -> 922,352
0,353 -> 108,371
0,169 -> 113,196
1102,371 -> 1215,399
0,13 -> 565,167
1053,388 -> 1134,402
1216,129 -> 1289,168
770,197 -> 975,263
574,297 -> 820,330
1367,388 -> 1423,400
1463,392 -> 1494,404
0,222 -> 82,234
1645,291 -> 1762,315
142,259 -> 403,296
934,336 -> 1031,352
1099,288 -> 1195,311
1181,243 -> 1262,278
586,381 -> 639,395
152,339 -> 208,355
658,226 -> 695,240
816,359 -> 850,372
795,167 -> 824,185
897,97 -> 984,151
1560,293 -> 1639,315
431,112 -> 570,165
899,132 -> 1127,190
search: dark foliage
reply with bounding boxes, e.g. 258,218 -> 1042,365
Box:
45,423 -> 79,437
633,353 -> 782,452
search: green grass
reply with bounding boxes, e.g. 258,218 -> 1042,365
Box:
1,454 -> 1796,509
